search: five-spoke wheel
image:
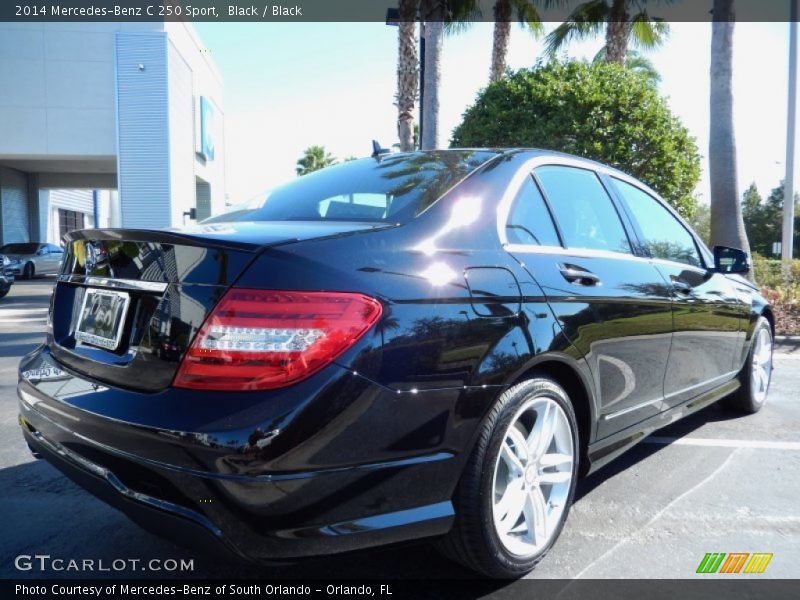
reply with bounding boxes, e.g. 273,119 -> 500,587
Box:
725,316 -> 773,414
750,326 -> 773,405
492,397 -> 574,556
439,377 -> 578,578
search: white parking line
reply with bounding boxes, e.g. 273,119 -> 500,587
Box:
0,318 -> 46,323
571,449 -> 738,579
0,308 -> 48,315
643,436 -> 800,450
774,353 -> 800,360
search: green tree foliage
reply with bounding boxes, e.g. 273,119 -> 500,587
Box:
451,61 -> 701,216
593,47 -> 661,85
296,145 -> 337,176
544,0 -> 668,65
688,202 -> 711,246
742,181 -> 800,258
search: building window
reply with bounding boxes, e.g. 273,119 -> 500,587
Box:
59,209 -> 84,238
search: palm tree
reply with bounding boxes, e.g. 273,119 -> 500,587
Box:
420,0 -> 447,150
295,146 -> 336,176
593,47 -> 661,84
490,1 -> 547,82
545,0 -> 669,65
709,0 -> 751,268
396,0 -> 419,152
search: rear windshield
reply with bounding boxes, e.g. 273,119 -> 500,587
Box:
205,151 -> 496,224
0,243 -> 40,254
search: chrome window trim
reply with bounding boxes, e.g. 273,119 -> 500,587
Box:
497,155 -> 646,253
57,275 -> 168,293
504,243 -> 653,265
649,257 -> 708,276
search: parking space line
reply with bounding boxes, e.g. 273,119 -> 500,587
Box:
0,318 -> 46,323
774,354 -> 800,360
643,436 -> 800,450
570,449 -> 738,579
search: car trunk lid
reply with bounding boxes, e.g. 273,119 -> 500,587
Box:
49,222 -> 386,392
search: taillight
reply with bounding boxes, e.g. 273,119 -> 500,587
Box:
173,289 -> 382,391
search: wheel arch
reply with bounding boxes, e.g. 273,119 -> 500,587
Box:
509,357 -> 595,477
458,352 -> 597,486
760,306 -> 775,336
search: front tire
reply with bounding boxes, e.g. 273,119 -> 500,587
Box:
723,316 -> 773,414
22,262 -> 34,280
439,377 -> 579,578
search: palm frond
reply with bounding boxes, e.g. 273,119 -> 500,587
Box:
592,46 -> 606,63
543,0 -> 609,58
630,11 -> 669,50
627,53 -> 662,84
444,0 -> 483,36
511,0 -> 544,38
592,46 -> 661,84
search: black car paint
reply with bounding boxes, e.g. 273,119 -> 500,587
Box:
18,149 -> 771,562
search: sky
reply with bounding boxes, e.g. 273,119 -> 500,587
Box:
193,21 -> 791,207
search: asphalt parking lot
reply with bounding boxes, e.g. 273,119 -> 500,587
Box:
0,279 -> 797,581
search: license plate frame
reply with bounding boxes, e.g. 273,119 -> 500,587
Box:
74,288 -> 131,351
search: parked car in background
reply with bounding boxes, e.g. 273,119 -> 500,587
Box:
0,254 -> 18,299
17,150 -> 773,578
0,272 -> 12,299
0,243 -> 64,279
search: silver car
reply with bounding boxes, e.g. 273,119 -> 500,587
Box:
0,243 -> 64,279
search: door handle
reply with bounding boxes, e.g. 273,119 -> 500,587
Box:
672,279 -> 693,294
559,264 -> 601,286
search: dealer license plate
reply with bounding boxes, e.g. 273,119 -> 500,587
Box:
74,289 -> 131,350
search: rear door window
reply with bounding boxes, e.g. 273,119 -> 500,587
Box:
505,176 -> 561,246
535,166 -> 632,255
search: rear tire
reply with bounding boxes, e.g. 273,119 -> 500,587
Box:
0,287 -> 8,299
22,262 -> 34,280
438,377 -> 579,578
723,316 -> 773,414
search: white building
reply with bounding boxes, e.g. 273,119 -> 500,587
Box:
0,21 -> 225,245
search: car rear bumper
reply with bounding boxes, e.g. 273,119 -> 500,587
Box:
17,349 -> 461,561
20,419 -> 240,561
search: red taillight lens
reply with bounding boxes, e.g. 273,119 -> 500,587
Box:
173,289 -> 382,391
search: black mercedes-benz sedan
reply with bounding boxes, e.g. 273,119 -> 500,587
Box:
18,149 -> 774,578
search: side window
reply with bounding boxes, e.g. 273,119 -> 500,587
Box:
505,176 -> 561,246
612,178 -> 702,268
535,166 -> 632,254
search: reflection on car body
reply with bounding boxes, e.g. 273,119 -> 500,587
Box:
17,149 -> 774,578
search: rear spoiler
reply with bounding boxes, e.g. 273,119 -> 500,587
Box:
63,227 -> 267,253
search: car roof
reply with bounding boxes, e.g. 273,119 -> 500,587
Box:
440,147 -> 659,196
457,147 -> 623,170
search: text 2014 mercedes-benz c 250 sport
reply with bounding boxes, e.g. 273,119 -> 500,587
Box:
18,150 -> 773,578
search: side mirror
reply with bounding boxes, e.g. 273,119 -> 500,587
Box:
36,249 -> 46,256
713,246 -> 750,274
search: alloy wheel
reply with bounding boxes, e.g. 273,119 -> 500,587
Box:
750,326 -> 773,405
491,396 -> 575,557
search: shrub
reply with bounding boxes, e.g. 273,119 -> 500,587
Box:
752,254 -> 800,335
751,254 -> 800,289
451,60 -> 701,217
